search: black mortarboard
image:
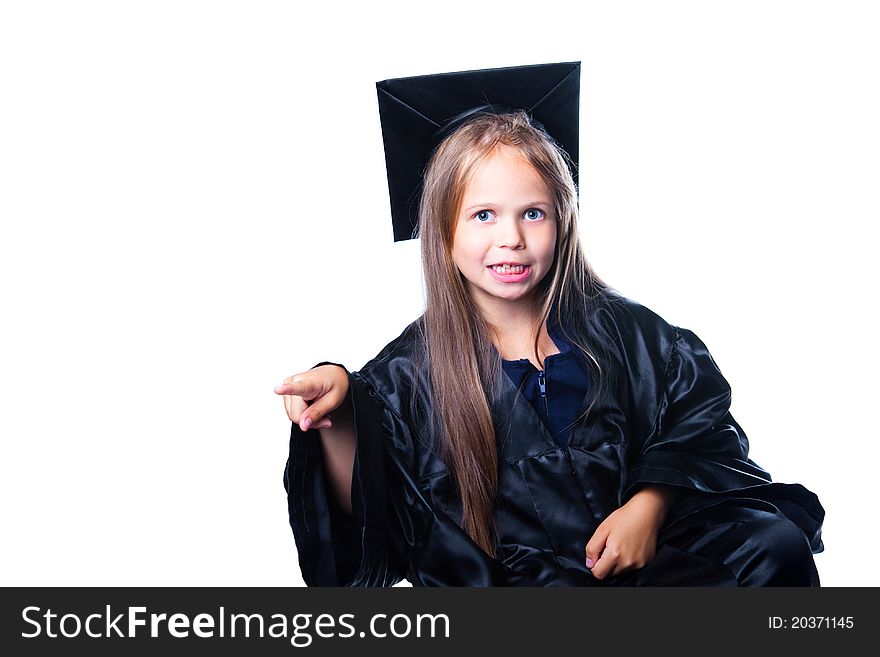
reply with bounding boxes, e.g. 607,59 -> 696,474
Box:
376,61 -> 581,242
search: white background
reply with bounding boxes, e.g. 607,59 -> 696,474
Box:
1,0 -> 877,586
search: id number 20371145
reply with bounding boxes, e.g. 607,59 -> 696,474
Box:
768,616 -> 854,629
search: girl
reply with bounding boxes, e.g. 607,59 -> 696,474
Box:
275,63 -> 823,587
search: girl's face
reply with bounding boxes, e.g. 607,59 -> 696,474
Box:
452,145 -> 557,313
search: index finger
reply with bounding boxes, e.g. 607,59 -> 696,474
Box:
585,522 -> 609,567
274,374 -> 321,399
274,382 -> 299,396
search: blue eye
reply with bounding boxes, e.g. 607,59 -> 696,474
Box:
524,208 -> 545,221
475,210 -> 495,222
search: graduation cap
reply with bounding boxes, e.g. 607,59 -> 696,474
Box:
376,61 -> 581,242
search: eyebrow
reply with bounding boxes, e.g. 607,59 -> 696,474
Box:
464,201 -> 553,212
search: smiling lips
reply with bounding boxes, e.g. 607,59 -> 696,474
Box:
487,263 -> 531,282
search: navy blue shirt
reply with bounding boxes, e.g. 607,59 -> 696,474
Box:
500,319 -> 591,447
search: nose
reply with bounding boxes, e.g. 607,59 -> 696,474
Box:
494,214 -> 526,249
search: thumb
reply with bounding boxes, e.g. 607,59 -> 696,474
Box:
585,523 -> 609,569
298,396 -> 336,433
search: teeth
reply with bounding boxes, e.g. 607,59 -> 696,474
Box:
492,264 -> 525,274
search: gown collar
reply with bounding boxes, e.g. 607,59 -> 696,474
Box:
493,311 -> 592,459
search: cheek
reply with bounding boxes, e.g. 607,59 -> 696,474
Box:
450,244 -> 472,276
452,230 -> 483,268
538,228 -> 558,265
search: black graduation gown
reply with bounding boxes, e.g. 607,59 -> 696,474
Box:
283,290 -> 825,586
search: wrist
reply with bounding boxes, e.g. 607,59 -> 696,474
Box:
627,484 -> 678,524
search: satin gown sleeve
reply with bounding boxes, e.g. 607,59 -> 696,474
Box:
623,327 -> 771,495
283,361 -> 428,586
621,327 -> 824,551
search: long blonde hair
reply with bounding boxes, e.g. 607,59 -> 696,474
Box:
414,110 -> 610,555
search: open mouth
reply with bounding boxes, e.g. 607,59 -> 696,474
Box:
486,264 -> 531,282
489,264 -> 526,275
